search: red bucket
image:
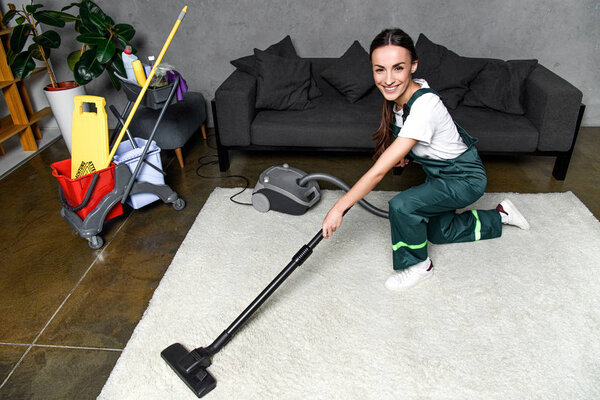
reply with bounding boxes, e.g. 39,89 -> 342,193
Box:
51,159 -> 124,221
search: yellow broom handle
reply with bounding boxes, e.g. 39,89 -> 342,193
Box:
104,5 -> 188,168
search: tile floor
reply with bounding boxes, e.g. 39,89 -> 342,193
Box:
0,127 -> 598,399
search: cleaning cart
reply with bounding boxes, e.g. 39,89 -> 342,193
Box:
51,6 -> 188,249
52,77 -> 186,249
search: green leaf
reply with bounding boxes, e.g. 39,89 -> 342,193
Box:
75,32 -> 106,45
116,36 -> 135,52
46,11 -> 79,23
11,52 -> 36,80
111,54 -> 125,76
15,16 -> 25,25
95,38 -> 115,64
2,9 -> 17,25
61,2 -> 83,12
74,48 -> 105,85
67,49 -> 82,71
28,43 -> 50,61
25,4 -> 44,14
10,24 -> 32,53
106,69 -> 121,90
33,11 -> 66,28
74,19 -> 92,35
6,48 -> 17,65
32,30 -> 61,49
80,0 -> 113,31
114,24 -> 135,41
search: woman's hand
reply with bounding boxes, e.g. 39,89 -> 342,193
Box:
322,207 -> 344,238
396,157 -> 411,167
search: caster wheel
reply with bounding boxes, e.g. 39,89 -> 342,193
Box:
88,236 -> 104,249
173,198 -> 186,211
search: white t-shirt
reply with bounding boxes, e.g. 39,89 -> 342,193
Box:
393,79 -> 467,160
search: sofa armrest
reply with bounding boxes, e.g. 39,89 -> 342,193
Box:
214,70 -> 257,146
524,65 -> 583,152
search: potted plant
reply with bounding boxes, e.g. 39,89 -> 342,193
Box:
3,0 -> 135,153
61,0 -> 135,90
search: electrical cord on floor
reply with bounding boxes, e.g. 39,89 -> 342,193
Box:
195,154 -> 253,206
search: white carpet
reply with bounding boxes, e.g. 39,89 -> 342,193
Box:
99,189 -> 600,400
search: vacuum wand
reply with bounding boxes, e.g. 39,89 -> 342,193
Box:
162,226 -> 329,398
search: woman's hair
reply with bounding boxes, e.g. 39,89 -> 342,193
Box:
370,29 -> 418,159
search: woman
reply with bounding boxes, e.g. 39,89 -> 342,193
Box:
322,29 -> 529,290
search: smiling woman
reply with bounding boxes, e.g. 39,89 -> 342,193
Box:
321,28 -> 530,291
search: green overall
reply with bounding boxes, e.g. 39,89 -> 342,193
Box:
389,88 -> 502,270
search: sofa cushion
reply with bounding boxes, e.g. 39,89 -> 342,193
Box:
251,89 -> 381,148
254,50 -> 312,110
463,59 -> 538,115
320,41 -> 374,103
413,34 -> 487,109
231,35 -> 298,75
450,105 -> 538,152
230,35 -> 322,100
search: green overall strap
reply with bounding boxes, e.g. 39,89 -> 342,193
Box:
392,88 -> 439,139
402,88 -> 439,123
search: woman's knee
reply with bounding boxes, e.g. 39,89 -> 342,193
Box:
388,194 -> 412,215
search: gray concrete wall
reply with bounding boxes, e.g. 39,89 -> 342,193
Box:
3,0 -> 599,127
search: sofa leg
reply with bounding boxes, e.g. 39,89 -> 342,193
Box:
201,122 -> 207,140
211,98 -> 230,171
174,148 -> 185,168
552,154 -> 570,181
218,148 -> 230,172
551,104 -> 585,181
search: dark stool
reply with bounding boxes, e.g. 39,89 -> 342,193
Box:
129,91 -> 207,168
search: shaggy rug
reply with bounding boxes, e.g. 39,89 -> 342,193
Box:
99,189 -> 600,400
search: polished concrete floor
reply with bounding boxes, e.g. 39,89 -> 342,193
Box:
0,127 -> 598,399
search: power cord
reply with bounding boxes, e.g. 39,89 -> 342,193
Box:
195,154 -> 253,206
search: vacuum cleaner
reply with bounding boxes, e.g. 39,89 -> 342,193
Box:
251,163 -> 388,218
162,165 -> 388,397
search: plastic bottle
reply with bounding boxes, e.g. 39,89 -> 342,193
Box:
122,45 -> 138,82
132,60 -> 147,86
146,55 -> 155,76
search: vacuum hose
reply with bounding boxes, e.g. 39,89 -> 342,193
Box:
298,173 -> 389,219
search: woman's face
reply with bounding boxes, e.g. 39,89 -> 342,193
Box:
371,45 -> 418,106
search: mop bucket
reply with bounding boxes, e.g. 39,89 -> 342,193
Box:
51,159 -> 124,221
113,138 -> 164,209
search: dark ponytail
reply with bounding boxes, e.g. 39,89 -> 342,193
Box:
371,29 -> 418,159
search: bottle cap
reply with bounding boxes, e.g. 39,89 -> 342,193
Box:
124,45 -> 132,54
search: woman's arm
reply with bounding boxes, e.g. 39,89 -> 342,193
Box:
322,136 -> 417,238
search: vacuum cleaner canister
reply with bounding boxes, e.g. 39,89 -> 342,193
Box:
252,164 -> 320,215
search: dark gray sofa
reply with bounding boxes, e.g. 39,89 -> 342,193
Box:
213,37 -> 584,180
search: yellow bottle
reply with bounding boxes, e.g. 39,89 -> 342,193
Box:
132,60 -> 147,86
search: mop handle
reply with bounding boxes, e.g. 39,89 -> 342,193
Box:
104,5 -> 188,169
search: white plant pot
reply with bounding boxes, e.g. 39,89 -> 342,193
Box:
43,82 -> 87,154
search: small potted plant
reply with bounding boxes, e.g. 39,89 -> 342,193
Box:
3,0 -> 135,153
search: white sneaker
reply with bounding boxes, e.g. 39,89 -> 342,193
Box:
385,260 -> 433,291
496,199 -> 530,230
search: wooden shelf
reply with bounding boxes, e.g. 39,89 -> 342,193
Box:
0,107 -> 52,143
0,67 -> 46,89
0,12 -> 52,154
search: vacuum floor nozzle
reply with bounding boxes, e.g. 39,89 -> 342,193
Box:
161,343 -> 216,398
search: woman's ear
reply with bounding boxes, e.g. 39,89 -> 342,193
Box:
411,60 -> 418,74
